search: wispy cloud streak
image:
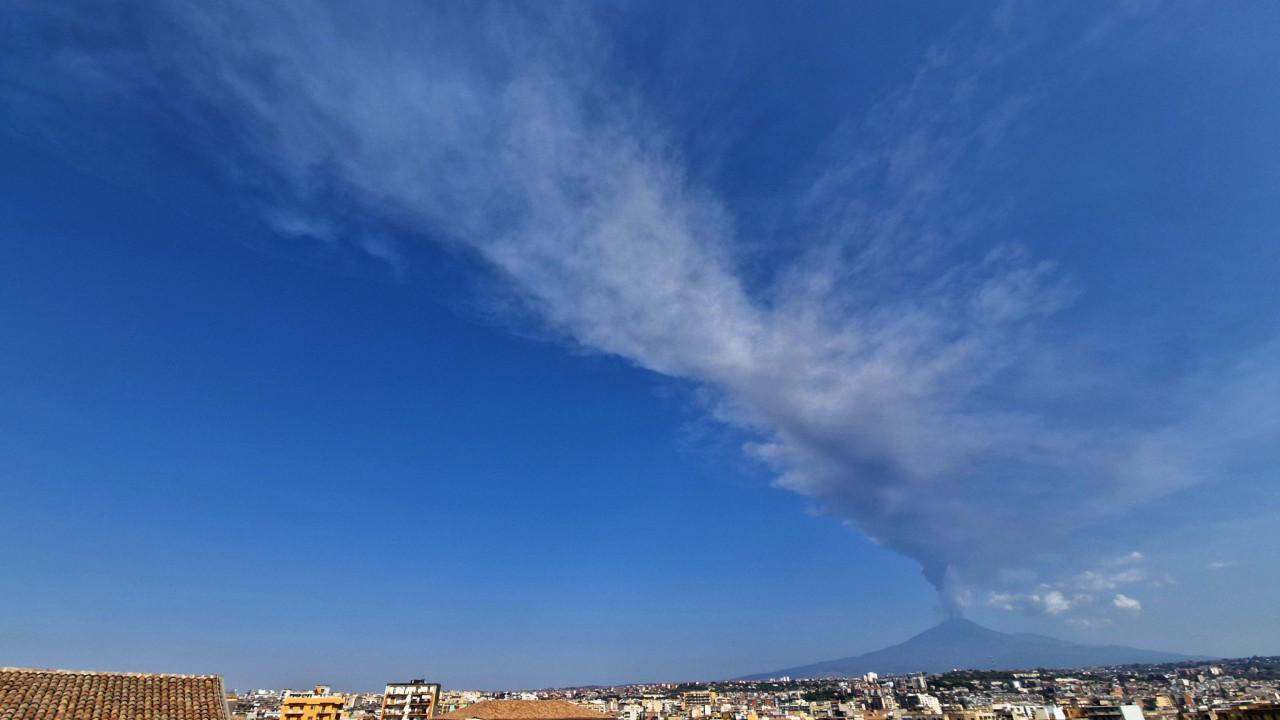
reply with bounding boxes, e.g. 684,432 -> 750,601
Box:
5,0 -> 1277,619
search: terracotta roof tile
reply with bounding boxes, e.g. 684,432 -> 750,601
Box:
0,668 -> 230,720
433,701 -> 610,720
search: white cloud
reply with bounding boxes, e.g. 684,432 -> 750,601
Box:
987,591 -> 1017,611
1032,590 -> 1073,616
1026,587 -> 1093,616
1071,567 -> 1147,592
1112,594 -> 1142,613
988,556 -> 1150,622
1206,561 -> 1235,570
357,233 -> 406,279
1107,551 -> 1145,566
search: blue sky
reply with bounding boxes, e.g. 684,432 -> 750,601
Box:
3,0 -> 1280,691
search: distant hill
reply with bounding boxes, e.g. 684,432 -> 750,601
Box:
736,619 -> 1210,679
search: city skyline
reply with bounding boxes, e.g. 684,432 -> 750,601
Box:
8,658 -> 1280,720
3,1 -> 1279,691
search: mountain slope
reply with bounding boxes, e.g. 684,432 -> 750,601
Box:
737,619 -> 1209,679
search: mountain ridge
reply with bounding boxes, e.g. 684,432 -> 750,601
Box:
736,619 -> 1211,680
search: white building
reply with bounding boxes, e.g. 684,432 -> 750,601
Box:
382,681 -> 440,720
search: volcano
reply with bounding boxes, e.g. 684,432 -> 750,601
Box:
736,619 -> 1209,679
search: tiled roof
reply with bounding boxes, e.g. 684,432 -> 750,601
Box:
433,701 -> 611,720
0,668 -> 230,720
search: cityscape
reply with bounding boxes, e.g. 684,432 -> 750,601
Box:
222,658 -> 1280,720
7,657 -> 1280,720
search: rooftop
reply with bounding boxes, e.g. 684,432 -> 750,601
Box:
433,701 -> 611,720
0,667 -> 229,720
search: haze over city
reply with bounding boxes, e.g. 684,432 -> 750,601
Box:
2,1 -> 1279,692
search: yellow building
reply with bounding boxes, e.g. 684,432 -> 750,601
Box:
283,687 -> 346,720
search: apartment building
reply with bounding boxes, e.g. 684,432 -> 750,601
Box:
382,681 -> 441,720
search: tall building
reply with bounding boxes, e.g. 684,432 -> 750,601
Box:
869,696 -> 898,712
683,693 -> 717,713
282,686 -> 346,720
382,681 -> 441,720
905,694 -> 941,713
